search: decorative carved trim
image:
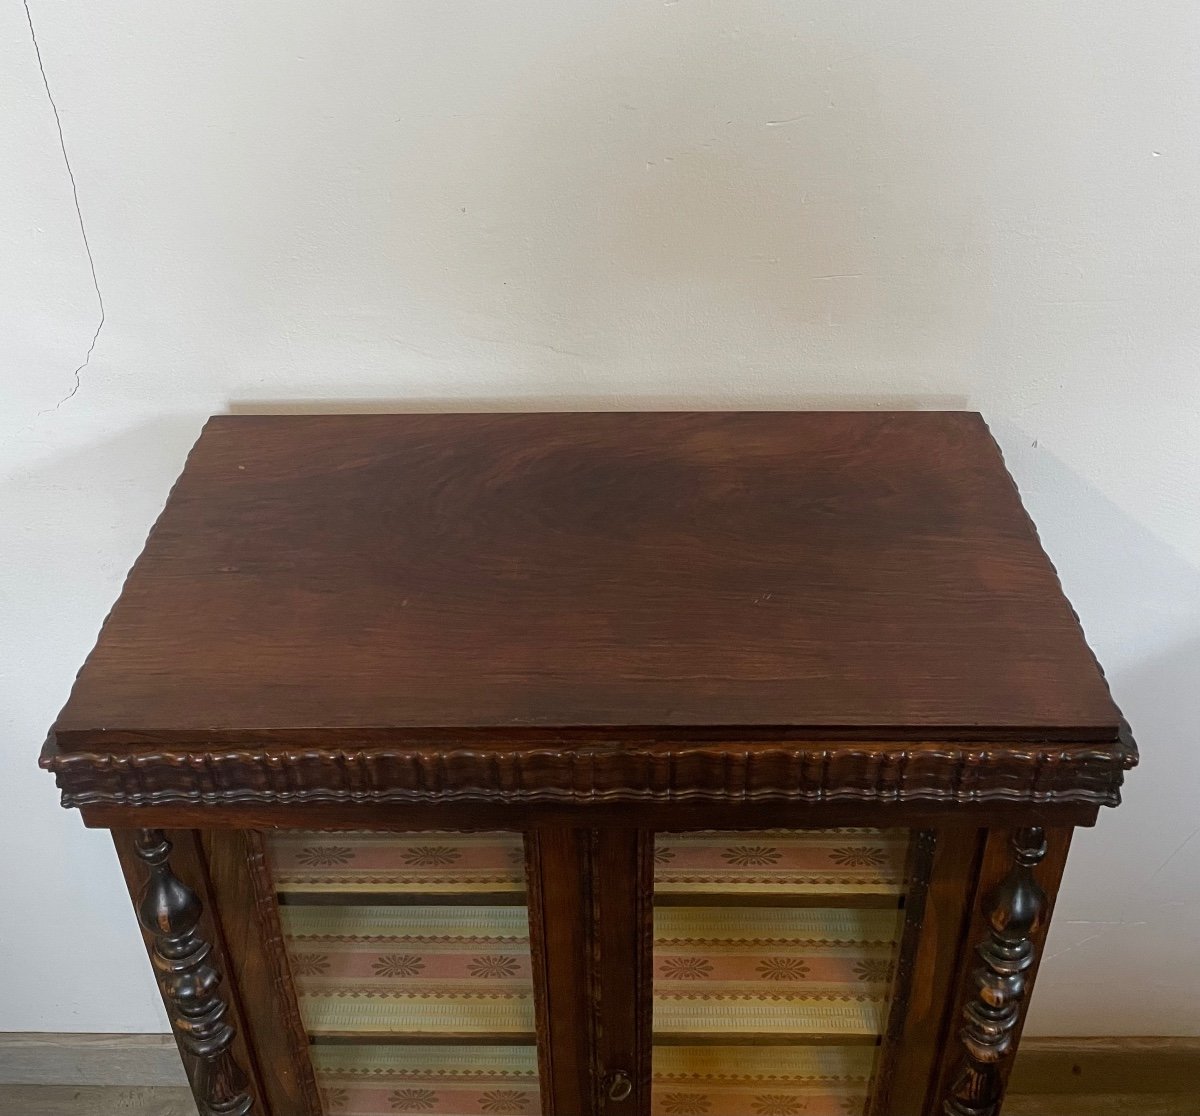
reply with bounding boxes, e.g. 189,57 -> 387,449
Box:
44,739 -> 1134,811
943,827 -> 1048,1116
133,829 -> 254,1116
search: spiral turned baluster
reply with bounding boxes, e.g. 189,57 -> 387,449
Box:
134,829 -> 254,1116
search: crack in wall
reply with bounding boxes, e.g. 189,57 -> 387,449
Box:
23,0 -> 105,411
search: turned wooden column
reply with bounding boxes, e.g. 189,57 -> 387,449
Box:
134,828 -> 254,1116
943,827 -> 1048,1116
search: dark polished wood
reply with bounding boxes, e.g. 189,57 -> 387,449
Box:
52,412 -> 1122,748
886,829 -> 987,1115
589,830 -> 654,1114
868,829 -> 938,1116
526,829 -> 595,1114
942,828 -> 1048,1115
925,827 -> 1072,1116
129,830 -> 254,1116
112,831 -> 267,1113
44,735 -> 1133,816
75,797 -> 1105,833
200,830 -> 322,1116
45,412 -> 1134,1116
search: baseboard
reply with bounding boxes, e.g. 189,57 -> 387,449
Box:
1010,1037 -> 1200,1096
0,1033 -> 187,1087
2,1032 -> 1198,1093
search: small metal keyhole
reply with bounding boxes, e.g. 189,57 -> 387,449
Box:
607,1070 -> 633,1103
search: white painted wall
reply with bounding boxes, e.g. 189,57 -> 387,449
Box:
2,0 -> 1198,1035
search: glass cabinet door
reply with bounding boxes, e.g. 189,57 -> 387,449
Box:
650,829 -> 914,1116
265,831 -> 542,1116
260,827 -> 918,1116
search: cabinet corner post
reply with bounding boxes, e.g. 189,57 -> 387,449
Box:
134,828 -> 255,1116
942,826 -> 1047,1116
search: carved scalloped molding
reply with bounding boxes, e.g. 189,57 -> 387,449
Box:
43,741 -> 1135,810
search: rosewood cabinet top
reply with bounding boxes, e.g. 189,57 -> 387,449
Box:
52,411 -> 1123,752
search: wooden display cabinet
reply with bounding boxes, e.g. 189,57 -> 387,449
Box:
41,412 -> 1135,1116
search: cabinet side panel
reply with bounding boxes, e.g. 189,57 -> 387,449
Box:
201,829 -> 323,1116
527,828 -> 596,1115
111,828 -> 269,1116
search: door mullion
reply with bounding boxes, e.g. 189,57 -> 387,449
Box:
526,828 -> 596,1114
591,829 -> 654,1116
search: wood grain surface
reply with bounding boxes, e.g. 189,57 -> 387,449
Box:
52,411 -> 1122,749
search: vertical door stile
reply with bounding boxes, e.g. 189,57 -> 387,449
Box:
200,828 -> 324,1116
591,829 -> 655,1116
881,827 -> 987,1115
526,828 -> 598,1115
866,829 -> 938,1116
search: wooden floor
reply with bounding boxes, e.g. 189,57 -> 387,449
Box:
0,1085 -> 1197,1115
2,1037 -> 1197,1116
0,1086 -> 194,1116
1008,1099 -> 1199,1115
